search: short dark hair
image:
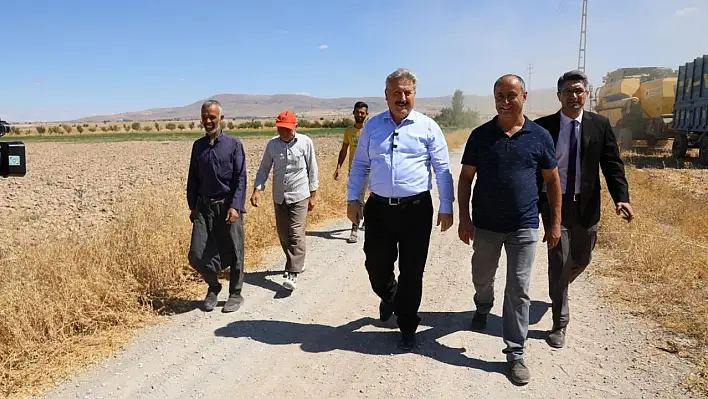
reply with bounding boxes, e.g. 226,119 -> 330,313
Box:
354,101 -> 368,111
494,74 -> 526,93
557,70 -> 589,92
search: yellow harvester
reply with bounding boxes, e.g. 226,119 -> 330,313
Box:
594,67 -> 677,150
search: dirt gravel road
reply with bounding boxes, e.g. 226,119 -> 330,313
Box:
41,149 -> 697,399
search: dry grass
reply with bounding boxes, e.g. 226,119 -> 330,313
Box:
0,129 -> 470,398
594,152 -> 708,395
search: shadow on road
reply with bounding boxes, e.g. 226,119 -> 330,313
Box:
214,310 -> 513,376
244,271 -> 292,299
305,228 -> 350,241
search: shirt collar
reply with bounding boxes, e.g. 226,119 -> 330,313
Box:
384,109 -> 417,125
560,109 -> 583,127
491,115 -> 535,134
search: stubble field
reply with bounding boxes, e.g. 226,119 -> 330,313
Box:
0,134 -> 350,397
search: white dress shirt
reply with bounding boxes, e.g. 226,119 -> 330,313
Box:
346,109 -> 455,214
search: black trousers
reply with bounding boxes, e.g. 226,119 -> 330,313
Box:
540,198 -> 598,329
188,197 -> 245,295
362,191 -> 434,334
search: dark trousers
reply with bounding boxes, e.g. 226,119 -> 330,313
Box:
362,191 -> 434,334
540,198 -> 598,329
188,197 -> 245,295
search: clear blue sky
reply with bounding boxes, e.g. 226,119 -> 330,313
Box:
1,0 -> 705,122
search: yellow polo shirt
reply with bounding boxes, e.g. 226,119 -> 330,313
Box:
343,126 -> 363,171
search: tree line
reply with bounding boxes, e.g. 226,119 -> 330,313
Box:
9,91 -> 478,135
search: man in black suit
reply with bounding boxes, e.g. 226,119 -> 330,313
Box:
535,70 -> 634,349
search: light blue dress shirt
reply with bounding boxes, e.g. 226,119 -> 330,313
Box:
346,109 -> 455,214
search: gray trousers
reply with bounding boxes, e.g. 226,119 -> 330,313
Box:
471,227 -> 539,361
274,198 -> 309,273
188,197 -> 245,295
540,199 -> 598,330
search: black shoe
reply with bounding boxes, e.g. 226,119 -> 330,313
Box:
399,332 -> 416,351
222,293 -> 244,313
471,311 -> 487,331
507,359 -> 531,385
379,300 -> 394,322
546,327 -> 566,348
203,284 -> 222,312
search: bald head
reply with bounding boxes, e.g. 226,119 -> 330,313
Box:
494,74 -> 526,94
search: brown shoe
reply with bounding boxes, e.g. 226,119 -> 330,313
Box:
546,327 -> 566,348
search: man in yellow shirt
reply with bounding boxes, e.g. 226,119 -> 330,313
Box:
334,101 -> 369,243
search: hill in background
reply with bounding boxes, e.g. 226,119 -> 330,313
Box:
74,88 -> 561,123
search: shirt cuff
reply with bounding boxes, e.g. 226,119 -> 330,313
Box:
439,200 -> 453,214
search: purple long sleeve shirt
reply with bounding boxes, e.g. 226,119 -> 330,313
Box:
186,132 -> 247,213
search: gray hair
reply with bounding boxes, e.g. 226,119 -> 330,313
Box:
386,68 -> 417,88
494,74 -> 526,93
557,70 -> 589,92
201,99 -> 223,116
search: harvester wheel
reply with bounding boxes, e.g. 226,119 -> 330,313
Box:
672,134 -> 688,159
699,137 -> 708,166
618,128 -> 633,152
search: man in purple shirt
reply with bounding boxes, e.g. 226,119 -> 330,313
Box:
187,99 -> 247,313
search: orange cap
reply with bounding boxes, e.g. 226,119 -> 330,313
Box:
275,110 -> 297,129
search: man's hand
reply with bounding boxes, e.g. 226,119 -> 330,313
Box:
458,217 -> 475,245
616,202 -> 634,222
347,202 -> 362,225
543,222 -> 561,249
250,189 -> 261,207
189,208 -> 197,223
225,208 -> 239,224
437,212 -> 453,232
308,193 -> 317,211
333,166 -> 341,181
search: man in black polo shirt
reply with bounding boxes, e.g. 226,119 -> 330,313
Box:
458,74 -> 562,385
187,99 -> 247,313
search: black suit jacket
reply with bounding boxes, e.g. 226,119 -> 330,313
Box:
534,110 -> 630,228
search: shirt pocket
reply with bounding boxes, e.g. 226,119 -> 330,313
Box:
287,147 -> 306,167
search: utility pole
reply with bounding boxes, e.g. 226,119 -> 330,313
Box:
578,0 -> 592,110
527,63 -> 534,91
577,0 -> 588,73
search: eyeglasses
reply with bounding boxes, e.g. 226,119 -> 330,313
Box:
560,88 -> 588,96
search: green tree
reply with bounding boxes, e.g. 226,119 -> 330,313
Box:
264,121 -> 275,128
88,127 -> 96,133
165,123 -> 176,131
189,121 -> 195,129
101,126 -> 109,132
63,124 -> 72,134
451,89 -> 465,126
143,125 -> 152,132
132,122 -> 141,131
178,123 -> 185,131
227,121 -> 235,130
76,126 -> 84,134
36,126 -> 46,135
154,122 -> 161,131
219,121 -> 226,130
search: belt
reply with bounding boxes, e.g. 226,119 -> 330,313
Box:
370,191 -> 429,206
563,193 -> 581,202
201,193 -> 230,204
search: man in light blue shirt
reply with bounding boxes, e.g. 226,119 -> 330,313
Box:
346,68 -> 455,351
